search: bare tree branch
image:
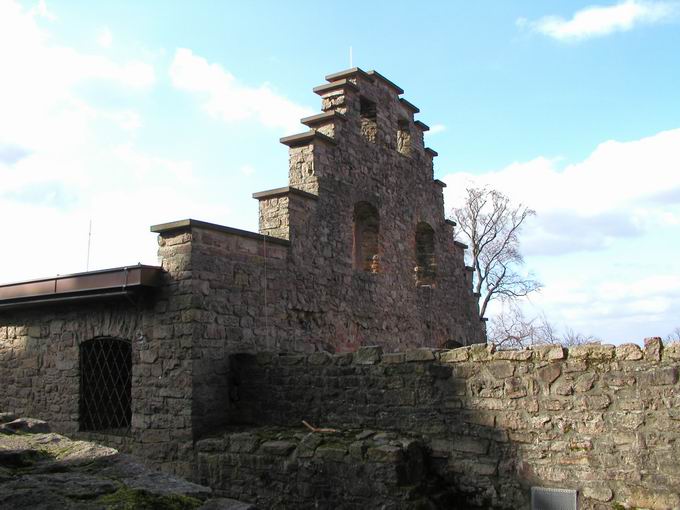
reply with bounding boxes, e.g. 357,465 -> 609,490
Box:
488,304 -> 599,349
451,186 -> 541,319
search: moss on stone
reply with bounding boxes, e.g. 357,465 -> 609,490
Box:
96,487 -> 202,510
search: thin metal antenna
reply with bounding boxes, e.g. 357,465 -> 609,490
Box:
86,219 -> 92,271
349,46 -> 353,67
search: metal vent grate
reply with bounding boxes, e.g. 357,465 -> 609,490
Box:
532,487 -> 577,510
79,337 -> 132,434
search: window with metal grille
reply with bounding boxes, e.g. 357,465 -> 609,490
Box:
79,337 -> 132,433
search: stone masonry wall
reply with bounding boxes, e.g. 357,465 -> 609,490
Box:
227,338 -> 680,509
253,69 -> 485,351
0,230 -> 199,478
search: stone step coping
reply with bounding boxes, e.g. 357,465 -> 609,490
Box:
312,79 -> 359,96
324,67 -> 374,83
150,219 -> 291,247
366,70 -> 405,95
453,240 -> 468,249
300,110 -> 347,127
252,186 -> 319,202
195,425 -> 420,465
424,147 -> 438,158
445,219 -> 457,227
465,265 -> 475,272
399,98 -> 420,114
237,338 -> 679,367
279,130 -> 337,148
414,120 -> 429,131
434,179 -> 447,188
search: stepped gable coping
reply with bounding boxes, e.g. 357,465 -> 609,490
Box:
300,111 -> 347,127
324,67 -> 374,83
465,265 -> 475,272
252,186 -> 319,201
434,179 -> 447,188
414,120 -> 429,131
150,219 -> 290,246
425,147 -> 438,157
454,240 -> 469,249
366,70 -> 404,95
399,98 -> 420,113
280,130 -> 337,148
445,219 -> 457,227
313,79 -> 359,96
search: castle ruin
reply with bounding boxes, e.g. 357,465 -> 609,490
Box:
1,69 -> 678,510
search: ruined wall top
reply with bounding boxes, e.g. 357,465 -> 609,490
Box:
277,67 -> 440,196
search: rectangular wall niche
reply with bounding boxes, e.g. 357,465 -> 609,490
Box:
79,337 -> 132,433
397,119 -> 411,156
360,96 -> 377,143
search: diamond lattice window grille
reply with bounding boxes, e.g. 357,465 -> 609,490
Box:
79,337 -> 132,434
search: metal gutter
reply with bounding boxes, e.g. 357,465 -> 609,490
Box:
0,265 -> 162,311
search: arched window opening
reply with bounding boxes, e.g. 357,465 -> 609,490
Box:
79,337 -> 132,433
353,202 -> 380,272
415,222 -> 436,286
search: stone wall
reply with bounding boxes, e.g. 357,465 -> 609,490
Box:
252,68 -> 485,351
0,230 -> 198,477
225,338 -> 680,509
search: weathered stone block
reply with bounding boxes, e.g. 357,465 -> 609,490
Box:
366,445 -> 402,463
644,337 -> 662,362
261,440 -> 297,456
568,344 -> 615,361
504,377 -> 527,399
382,353 -> 405,364
451,437 -> 488,455
537,364 -> 561,385
353,346 -> 382,365
404,348 -> 435,362
440,348 -> 468,363
315,444 -> 347,461
638,367 -> 678,386
533,344 -> 564,361
616,343 -> 643,361
493,349 -> 532,361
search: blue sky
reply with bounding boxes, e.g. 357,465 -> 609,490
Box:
1,0 -> 679,344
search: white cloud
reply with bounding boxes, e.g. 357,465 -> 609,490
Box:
445,128 -> 680,343
428,124 -> 446,135
97,27 -> 113,48
240,164 -> 255,176
443,128 -> 680,256
519,0 -> 678,42
0,1 -> 219,282
169,48 -> 314,133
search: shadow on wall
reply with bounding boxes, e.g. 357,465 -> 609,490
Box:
216,339 -> 680,510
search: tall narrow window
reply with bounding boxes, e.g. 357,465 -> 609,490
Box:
353,202 -> 380,272
415,222 -> 436,286
80,337 -> 132,433
360,97 -> 377,143
397,119 -> 411,156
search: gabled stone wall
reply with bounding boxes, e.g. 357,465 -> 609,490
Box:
226,338 -> 680,509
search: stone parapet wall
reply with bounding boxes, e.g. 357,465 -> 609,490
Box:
230,338 -> 680,509
195,426 -> 439,509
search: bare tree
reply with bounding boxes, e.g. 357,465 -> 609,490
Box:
488,303 -> 598,349
451,186 -> 541,319
666,327 -> 680,342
